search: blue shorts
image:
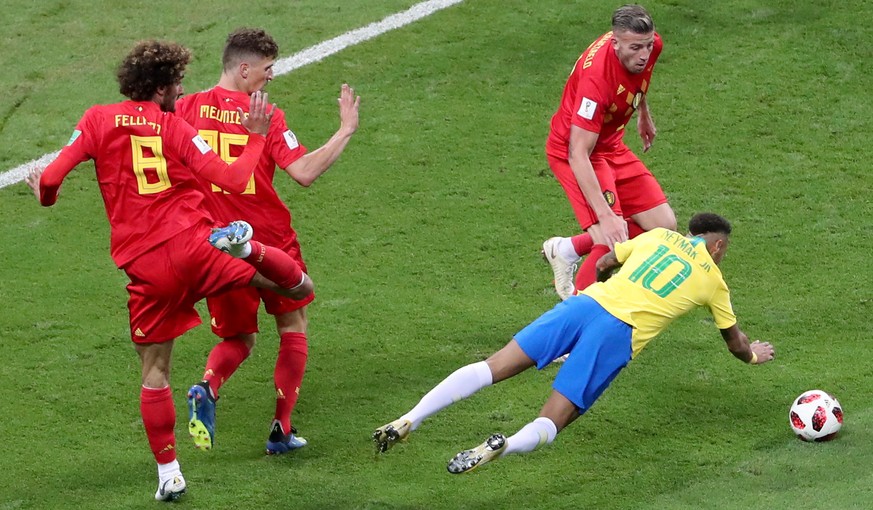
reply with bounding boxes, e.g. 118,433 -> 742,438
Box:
514,295 -> 632,413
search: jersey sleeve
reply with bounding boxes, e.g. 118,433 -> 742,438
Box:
65,109 -> 99,161
39,110 -> 99,205
708,279 -> 737,329
164,114 -> 223,172
613,228 -> 661,264
165,114 -> 266,193
268,107 -> 308,169
570,75 -> 609,134
613,237 -> 635,264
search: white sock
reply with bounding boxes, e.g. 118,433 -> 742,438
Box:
557,238 -> 581,263
401,361 -> 493,431
157,459 -> 182,481
503,417 -> 558,456
238,242 -> 252,258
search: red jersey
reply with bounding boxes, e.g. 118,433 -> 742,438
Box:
176,87 -> 308,247
41,101 -> 249,267
546,31 -> 663,160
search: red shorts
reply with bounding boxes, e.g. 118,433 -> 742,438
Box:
548,149 -> 668,230
123,221 -> 256,344
206,234 -> 314,338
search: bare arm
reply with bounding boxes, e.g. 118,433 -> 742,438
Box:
636,94 -> 656,153
568,125 -> 627,247
283,84 -> 360,187
720,324 -> 775,364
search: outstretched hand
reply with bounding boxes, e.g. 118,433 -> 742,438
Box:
240,90 -> 275,136
338,83 -> 360,135
750,340 -> 775,364
25,167 -> 44,202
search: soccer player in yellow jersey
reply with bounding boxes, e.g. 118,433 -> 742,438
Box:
373,213 -> 775,473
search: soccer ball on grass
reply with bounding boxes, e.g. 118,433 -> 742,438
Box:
788,389 -> 843,442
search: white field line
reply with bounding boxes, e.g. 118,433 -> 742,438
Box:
0,0 -> 464,189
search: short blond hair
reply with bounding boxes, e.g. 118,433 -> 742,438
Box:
612,4 -> 654,33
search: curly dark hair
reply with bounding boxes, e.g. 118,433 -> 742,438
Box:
688,213 -> 732,236
222,28 -> 279,70
117,40 -> 191,101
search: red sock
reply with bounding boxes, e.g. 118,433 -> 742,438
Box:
140,386 -> 176,464
203,336 -> 251,398
244,241 -> 303,289
575,244 -> 611,291
571,233 -> 594,257
627,218 -> 645,239
274,332 -> 308,432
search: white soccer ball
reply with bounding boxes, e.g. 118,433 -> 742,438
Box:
788,389 -> 843,442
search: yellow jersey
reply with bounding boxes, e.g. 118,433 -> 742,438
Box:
581,228 -> 737,358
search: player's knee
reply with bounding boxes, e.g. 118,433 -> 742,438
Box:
486,341 -> 536,383
228,333 -> 256,351
288,276 -> 313,300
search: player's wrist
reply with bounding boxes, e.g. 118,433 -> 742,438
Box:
748,351 -> 758,364
595,208 -> 618,221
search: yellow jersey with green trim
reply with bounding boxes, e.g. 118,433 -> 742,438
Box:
581,228 -> 737,358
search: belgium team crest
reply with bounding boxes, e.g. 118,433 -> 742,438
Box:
603,190 -> 616,206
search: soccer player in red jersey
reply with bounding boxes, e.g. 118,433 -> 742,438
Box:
175,28 -> 359,455
542,4 -> 677,299
25,40 -> 314,502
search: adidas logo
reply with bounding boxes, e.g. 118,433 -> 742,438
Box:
134,328 -> 145,337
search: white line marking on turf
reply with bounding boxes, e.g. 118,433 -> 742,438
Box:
0,151 -> 61,190
275,0 -> 463,76
0,0 -> 464,189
